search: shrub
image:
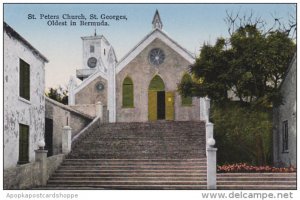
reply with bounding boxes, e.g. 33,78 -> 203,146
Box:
211,102 -> 272,166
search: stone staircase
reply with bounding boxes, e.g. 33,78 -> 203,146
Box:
42,121 -> 208,189
45,158 -> 207,189
39,120 -> 296,190
69,121 -> 206,159
217,173 -> 297,190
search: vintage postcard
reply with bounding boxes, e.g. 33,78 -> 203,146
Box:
2,2 -> 297,199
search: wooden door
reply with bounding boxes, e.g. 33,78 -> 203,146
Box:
18,124 -> 29,164
165,92 -> 175,120
148,91 -> 157,121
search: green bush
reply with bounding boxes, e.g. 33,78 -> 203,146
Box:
211,103 -> 272,166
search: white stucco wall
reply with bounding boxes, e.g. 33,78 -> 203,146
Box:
4,30 -> 46,169
273,55 -> 296,167
82,36 -> 111,72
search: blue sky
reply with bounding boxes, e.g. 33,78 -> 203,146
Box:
4,3 -> 295,88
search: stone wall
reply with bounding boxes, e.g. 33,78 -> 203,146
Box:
70,104 -> 97,117
4,27 -> 46,169
46,154 -> 65,181
273,55 -> 296,167
3,154 -> 65,189
45,97 -> 93,155
116,38 -> 200,122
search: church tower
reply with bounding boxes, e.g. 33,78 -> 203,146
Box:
76,32 -> 112,80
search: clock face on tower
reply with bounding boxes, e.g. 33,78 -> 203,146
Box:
96,82 -> 104,92
87,57 -> 97,68
149,48 -> 165,66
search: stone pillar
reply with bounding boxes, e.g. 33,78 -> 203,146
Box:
205,97 -> 211,122
35,140 -> 48,186
207,138 -> 217,190
62,126 -> 72,154
68,76 -> 77,105
200,97 -> 211,122
206,122 -> 214,147
96,101 -> 103,119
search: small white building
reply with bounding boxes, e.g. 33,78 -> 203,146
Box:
273,54 -> 296,167
4,22 -> 49,169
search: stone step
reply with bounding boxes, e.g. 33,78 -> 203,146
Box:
217,185 -> 296,190
47,180 -> 207,186
93,130 -> 204,134
217,177 -> 296,181
51,174 -> 207,178
99,121 -> 205,126
86,130 -> 205,134
40,184 -> 207,190
67,155 -> 206,159
71,149 -> 206,151
60,161 -> 207,164
89,134 -> 205,138
97,126 -> 204,129
69,151 -> 206,155
52,172 -> 206,177
68,152 -> 206,155
72,146 -> 206,150
57,166 -> 207,170
54,169 -> 207,173
71,147 -> 205,151
79,138 -> 205,142
61,162 -> 207,166
49,177 -> 206,181
78,140 -> 205,144
64,158 -> 206,161
217,173 -> 296,177
217,180 -> 296,186
82,131 -> 204,133
68,154 -> 206,156
63,159 -> 206,164
67,156 -> 206,159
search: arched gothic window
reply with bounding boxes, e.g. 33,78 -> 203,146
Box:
122,77 -> 134,107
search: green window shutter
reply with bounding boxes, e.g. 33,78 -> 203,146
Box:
19,59 -> 30,100
122,77 -> 134,107
18,124 -> 29,164
181,73 -> 193,106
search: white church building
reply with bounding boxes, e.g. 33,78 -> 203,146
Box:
68,10 -> 210,123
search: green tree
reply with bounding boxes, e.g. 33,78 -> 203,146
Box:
179,25 -> 295,108
45,86 -> 68,105
178,13 -> 295,166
